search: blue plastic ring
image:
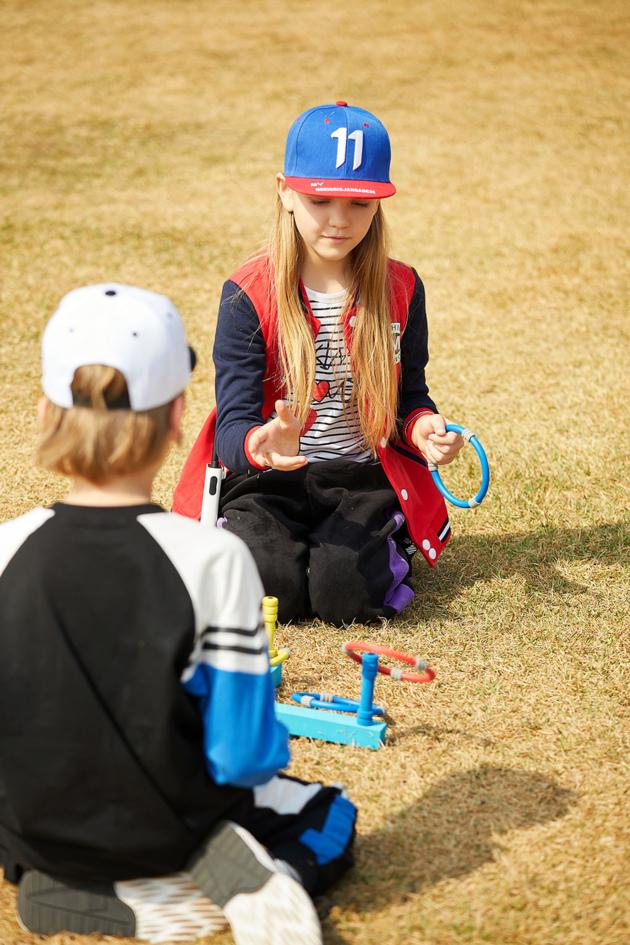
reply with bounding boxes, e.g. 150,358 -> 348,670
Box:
429,423 -> 490,509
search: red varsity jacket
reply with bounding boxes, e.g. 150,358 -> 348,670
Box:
173,255 -> 451,566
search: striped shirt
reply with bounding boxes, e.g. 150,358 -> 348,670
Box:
300,286 -> 372,463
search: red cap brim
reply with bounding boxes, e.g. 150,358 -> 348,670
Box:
284,177 -> 396,199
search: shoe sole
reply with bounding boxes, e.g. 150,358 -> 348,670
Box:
116,872 -> 228,942
189,821 -> 322,945
17,870 -> 136,936
189,820 -> 275,905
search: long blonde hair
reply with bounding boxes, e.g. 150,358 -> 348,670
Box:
268,196 -> 397,452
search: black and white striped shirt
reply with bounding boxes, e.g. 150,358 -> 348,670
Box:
300,287 -> 372,463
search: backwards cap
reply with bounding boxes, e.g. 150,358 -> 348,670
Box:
283,101 -> 396,199
42,283 -> 194,411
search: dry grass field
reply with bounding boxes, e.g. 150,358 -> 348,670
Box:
1,1 -> 628,943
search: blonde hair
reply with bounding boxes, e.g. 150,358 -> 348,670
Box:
269,196 -> 397,452
36,366 -> 173,483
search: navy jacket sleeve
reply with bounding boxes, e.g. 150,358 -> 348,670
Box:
397,269 -> 438,433
213,280 -> 267,472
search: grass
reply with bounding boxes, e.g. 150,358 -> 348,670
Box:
1,1 -> 628,943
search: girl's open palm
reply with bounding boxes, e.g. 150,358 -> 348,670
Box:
248,400 -> 308,471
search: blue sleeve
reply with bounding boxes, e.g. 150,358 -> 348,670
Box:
184,663 -> 290,787
397,270 -> 438,424
213,280 -> 268,472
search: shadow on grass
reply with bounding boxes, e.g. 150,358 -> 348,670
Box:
397,721 -> 496,747
323,763 -> 574,943
414,520 -> 627,608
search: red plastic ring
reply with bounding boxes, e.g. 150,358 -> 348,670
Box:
342,641 -> 435,683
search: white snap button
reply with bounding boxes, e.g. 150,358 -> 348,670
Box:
421,539 -> 431,551
429,547 -> 437,560
349,316 -> 356,327
380,437 -> 387,448
401,489 -> 408,500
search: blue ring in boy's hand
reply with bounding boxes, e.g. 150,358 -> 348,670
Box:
428,423 -> 490,509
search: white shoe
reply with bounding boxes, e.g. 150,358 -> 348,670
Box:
189,820 -> 322,945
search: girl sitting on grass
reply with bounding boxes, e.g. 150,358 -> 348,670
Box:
174,101 -> 463,625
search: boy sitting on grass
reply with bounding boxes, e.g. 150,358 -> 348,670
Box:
0,283 -> 356,945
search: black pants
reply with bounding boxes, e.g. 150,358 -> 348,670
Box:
219,460 -> 415,625
7,774 -> 355,907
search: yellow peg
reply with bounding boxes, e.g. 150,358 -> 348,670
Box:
262,595 -> 279,657
262,595 -> 289,668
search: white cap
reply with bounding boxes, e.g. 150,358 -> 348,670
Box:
42,283 -> 193,411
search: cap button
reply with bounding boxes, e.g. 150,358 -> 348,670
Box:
336,100 -> 348,106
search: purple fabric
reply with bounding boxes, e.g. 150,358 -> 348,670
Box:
383,511 -> 414,613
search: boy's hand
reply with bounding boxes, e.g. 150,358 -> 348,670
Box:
411,414 -> 463,466
248,400 -> 308,471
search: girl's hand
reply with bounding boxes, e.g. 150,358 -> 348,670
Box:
248,400 -> 308,471
411,414 -> 464,466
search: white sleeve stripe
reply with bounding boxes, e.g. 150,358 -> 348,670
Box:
202,641 -> 267,657
201,630 -> 267,652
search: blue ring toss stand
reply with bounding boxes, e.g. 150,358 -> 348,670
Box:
275,653 -> 388,750
428,422 -> 490,509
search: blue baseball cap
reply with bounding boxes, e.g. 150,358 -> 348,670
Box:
283,101 -> 396,199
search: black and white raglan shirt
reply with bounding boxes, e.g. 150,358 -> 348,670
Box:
0,502 -> 289,880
